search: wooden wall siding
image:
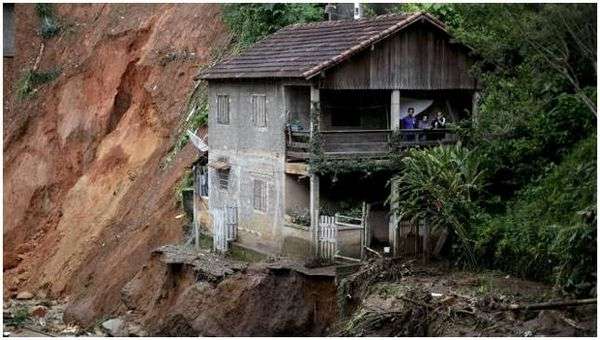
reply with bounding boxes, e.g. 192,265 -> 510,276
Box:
321,23 -> 477,90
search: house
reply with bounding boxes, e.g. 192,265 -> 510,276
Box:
197,12 -> 480,261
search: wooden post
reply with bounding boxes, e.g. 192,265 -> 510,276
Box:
472,91 -> 481,127
310,174 -> 320,256
310,85 -> 320,137
389,177 -> 400,256
310,84 -> 321,257
192,166 -> 200,250
391,90 -> 400,130
422,220 -> 431,263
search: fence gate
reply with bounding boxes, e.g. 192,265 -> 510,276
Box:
318,216 -> 338,262
212,206 -> 238,253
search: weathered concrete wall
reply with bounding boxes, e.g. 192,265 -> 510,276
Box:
207,79 -> 287,254
285,174 -> 310,214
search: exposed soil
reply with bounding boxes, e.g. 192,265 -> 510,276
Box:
3,3 -> 229,324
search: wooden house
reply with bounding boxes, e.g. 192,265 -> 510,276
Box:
198,12 -> 479,260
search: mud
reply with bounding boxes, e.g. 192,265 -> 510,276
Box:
3,3 -> 228,324
336,259 -> 597,337
62,246 -> 339,336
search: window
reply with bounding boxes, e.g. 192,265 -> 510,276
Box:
217,95 -> 230,125
218,170 -> 229,190
251,94 -> 267,127
253,179 -> 267,212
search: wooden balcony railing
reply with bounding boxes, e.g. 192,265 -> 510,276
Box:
286,128 -> 457,160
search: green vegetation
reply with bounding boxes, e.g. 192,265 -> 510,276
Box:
36,3 -> 61,39
389,144 -> 486,267
386,4 -> 596,297
221,3 -> 324,51
162,82 -> 208,168
174,169 -> 194,204
8,307 -> 29,326
16,68 -> 61,100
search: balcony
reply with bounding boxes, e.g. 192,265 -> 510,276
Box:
285,128 -> 457,161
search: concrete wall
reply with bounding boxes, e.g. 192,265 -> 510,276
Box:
207,79 -> 287,254
285,174 -> 310,214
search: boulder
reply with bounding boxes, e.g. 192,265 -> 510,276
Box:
16,291 -> 34,300
102,318 -> 125,336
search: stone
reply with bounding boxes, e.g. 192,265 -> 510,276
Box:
30,305 -> 48,318
16,291 -> 34,300
102,318 -> 125,336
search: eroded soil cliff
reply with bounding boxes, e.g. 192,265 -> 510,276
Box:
3,3 -> 228,323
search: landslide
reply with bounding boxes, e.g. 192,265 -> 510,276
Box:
3,3 -> 228,324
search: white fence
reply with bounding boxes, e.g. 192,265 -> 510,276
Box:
318,216 -> 339,262
212,206 -> 238,253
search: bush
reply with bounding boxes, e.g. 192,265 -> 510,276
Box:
472,136 -> 596,297
16,68 -> 61,100
222,3 -> 324,49
389,144 -> 486,266
35,4 -> 61,39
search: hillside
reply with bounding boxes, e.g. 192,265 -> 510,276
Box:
3,3 -> 228,323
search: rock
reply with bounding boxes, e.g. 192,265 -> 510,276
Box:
126,323 -> 147,337
102,318 -> 125,336
30,305 -> 48,318
16,291 -> 34,300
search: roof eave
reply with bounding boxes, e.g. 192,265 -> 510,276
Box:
302,12 -> 449,80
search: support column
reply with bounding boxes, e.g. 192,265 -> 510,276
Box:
472,91 -> 481,127
310,85 -> 320,136
310,84 -> 321,257
310,174 -> 320,256
390,90 -> 400,130
388,177 -> 400,256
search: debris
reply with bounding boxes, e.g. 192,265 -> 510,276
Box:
175,214 -> 185,219
16,291 -> 34,300
29,305 -> 48,318
431,292 -> 443,298
154,245 -> 246,282
502,298 -> 597,311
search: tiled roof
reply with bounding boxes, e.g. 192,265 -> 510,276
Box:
199,12 -> 448,80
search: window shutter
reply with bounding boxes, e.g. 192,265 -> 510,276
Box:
217,95 -> 230,125
251,95 -> 267,128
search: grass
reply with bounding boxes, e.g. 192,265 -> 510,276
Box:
8,307 -> 29,326
16,69 -> 61,100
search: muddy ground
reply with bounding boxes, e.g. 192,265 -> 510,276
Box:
3,254 -> 596,337
335,259 -> 597,337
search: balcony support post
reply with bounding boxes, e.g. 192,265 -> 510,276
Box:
391,90 -> 401,130
310,85 -> 320,137
472,91 -> 481,128
310,174 -> 320,256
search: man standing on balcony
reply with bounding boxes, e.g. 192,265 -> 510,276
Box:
402,108 -> 417,129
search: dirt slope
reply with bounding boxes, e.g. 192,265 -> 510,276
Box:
3,3 -> 228,322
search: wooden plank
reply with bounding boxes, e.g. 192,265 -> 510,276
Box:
285,162 -> 309,176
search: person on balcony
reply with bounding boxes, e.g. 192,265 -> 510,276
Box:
418,115 -> 430,141
402,107 -> 417,129
401,108 -> 417,141
432,111 -> 447,129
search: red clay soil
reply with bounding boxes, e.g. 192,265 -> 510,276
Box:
98,251 -> 338,336
3,3 -> 229,324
